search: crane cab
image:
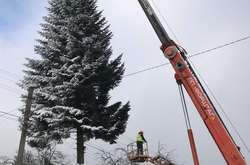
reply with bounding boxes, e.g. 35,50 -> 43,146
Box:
127,142 -> 149,163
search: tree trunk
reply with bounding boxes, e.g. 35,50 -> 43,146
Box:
77,127 -> 84,164
44,157 -> 51,165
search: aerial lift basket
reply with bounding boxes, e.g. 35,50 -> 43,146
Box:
127,142 -> 149,163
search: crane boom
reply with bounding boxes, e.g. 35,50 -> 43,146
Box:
137,0 -> 247,164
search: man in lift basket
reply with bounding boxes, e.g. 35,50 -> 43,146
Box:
136,131 -> 147,155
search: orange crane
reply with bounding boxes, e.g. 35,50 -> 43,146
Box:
133,0 -> 247,165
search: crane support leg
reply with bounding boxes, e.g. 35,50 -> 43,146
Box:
177,77 -> 200,165
188,129 -> 200,165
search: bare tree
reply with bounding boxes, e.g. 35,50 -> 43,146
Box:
99,148 -> 138,165
36,148 -> 71,165
23,151 -> 37,165
12,147 -> 71,165
154,143 -> 176,165
98,144 -> 177,165
0,156 -> 13,165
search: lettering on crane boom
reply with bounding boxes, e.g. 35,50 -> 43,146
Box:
187,77 -> 216,120
141,0 -> 153,15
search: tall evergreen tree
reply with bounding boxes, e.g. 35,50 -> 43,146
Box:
21,0 -> 130,163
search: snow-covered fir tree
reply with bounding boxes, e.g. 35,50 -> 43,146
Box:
21,0 -> 130,163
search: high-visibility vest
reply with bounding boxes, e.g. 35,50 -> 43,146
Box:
137,134 -> 143,142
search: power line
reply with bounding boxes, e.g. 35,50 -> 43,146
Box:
116,140 -> 128,147
0,83 -> 23,95
0,108 -> 19,118
189,36 -> 250,58
0,76 -> 19,84
124,63 -> 168,77
70,137 -> 122,156
0,115 -> 18,122
124,35 -> 250,77
69,137 -> 113,155
85,143 -> 107,153
0,110 -> 19,118
0,68 -> 21,80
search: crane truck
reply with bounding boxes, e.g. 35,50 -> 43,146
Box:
127,0 -> 247,165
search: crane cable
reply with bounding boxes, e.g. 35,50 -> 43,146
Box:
149,0 -> 181,45
177,83 -> 192,130
188,59 -> 250,153
177,82 -> 201,164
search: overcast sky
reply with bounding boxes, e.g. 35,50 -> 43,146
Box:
0,0 -> 250,164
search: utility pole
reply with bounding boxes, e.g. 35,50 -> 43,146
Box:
16,88 -> 34,165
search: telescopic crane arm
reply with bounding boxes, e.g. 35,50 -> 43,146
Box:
137,0 -> 247,164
